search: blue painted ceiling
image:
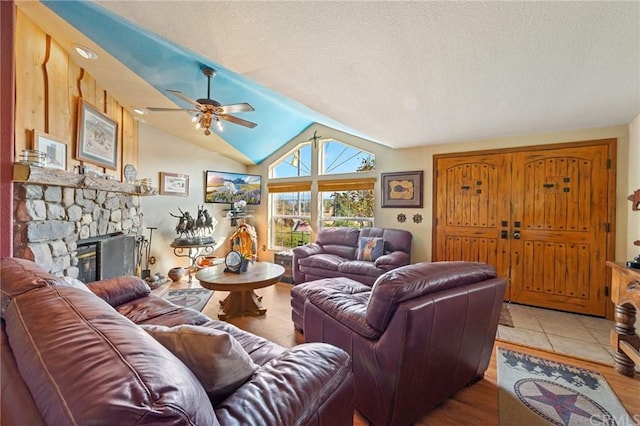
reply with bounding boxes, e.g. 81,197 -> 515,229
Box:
41,0 -> 376,164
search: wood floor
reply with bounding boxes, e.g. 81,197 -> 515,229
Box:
156,280 -> 640,425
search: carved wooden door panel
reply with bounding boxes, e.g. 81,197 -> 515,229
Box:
434,153 -> 512,298
510,145 -> 610,315
434,141 -> 613,316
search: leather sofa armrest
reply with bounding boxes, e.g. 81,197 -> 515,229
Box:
292,243 -> 325,284
214,343 -> 353,425
306,292 -> 380,339
88,276 -> 150,307
374,251 -> 410,270
293,243 -> 324,259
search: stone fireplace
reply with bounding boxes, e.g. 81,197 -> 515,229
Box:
12,165 -> 145,278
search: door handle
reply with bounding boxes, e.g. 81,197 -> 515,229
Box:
513,231 -> 521,240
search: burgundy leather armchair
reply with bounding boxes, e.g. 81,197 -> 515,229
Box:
298,261 -> 506,426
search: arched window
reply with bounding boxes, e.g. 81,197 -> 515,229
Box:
319,139 -> 375,175
268,143 -> 312,178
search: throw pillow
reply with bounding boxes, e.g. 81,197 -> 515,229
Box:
59,276 -> 93,293
140,324 -> 257,401
356,237 -> 384,261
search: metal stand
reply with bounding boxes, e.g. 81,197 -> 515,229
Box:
170,241 -> 215,284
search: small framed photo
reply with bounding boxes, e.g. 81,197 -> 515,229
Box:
32,130 -> 67,170
160,172 -> 190,196
381,170 -> 424,208
76,99 -> 118,170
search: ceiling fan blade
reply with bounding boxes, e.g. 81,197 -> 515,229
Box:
218,103 -> 255,114
147,107 -> 198,112
166,90 -> 202,108
219,114 -> 258,128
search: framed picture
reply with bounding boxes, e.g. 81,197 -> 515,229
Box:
76,99 -> 118,170
160,172 -> 190,196
381,170 -> 424,208
32,130 -> 67,170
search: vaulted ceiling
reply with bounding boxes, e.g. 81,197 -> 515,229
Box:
17,1 -> 640,165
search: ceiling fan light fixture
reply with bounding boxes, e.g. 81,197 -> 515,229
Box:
74,44 -> 98,60
148,66 -> 256,132
197,111 -> 214,136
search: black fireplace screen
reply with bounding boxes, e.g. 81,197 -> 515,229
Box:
77,233 -> 136,283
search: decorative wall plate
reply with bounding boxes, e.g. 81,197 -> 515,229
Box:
124,164 -> 137,183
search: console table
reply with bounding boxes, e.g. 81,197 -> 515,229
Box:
170,241 -> 215,284
607,261 -> 640,377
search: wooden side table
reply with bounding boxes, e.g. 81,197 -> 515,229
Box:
196,262 -> 284,319
606,261 -> 640,377
274,251 -> 293,283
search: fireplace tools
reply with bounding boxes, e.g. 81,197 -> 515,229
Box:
136,227 -> 157,279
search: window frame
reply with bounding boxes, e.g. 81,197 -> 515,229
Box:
267,138 -> 376,250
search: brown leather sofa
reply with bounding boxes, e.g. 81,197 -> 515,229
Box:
292,226 -> 412,286
0,257 -> 354,426
293,261 -> 506,426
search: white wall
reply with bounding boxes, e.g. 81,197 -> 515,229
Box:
137,121 -> 631,269
137,124 -> 247,277
251,124 -> 630,264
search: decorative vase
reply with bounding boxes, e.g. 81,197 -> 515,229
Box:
168,266 -> 185,282
239,259 -> 250,273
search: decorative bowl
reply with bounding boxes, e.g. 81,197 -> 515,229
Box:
167,266 -> 185,282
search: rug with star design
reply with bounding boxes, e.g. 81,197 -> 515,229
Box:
497,347 -> 633,425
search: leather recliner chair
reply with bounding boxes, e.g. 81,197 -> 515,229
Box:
298,261 -> 506,426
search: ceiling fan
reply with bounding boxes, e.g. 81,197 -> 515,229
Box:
147,67 -> 257,135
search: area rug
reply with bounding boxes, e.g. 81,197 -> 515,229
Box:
497,347 -> 633,425
163,288 -> 213,312
500,303 -> 514,327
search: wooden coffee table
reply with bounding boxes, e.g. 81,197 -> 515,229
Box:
195,262 -> 284,319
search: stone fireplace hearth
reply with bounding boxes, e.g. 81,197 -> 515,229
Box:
12,165 -> 146,278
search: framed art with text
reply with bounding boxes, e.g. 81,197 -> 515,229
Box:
381,170 -> 423,208
32,130 -> 67,170
160,172 -> 190,196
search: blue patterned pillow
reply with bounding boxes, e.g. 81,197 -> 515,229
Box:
356,237 -> 384,261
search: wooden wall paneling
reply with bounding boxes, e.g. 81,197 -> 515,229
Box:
44,37 -> 72,170
68,63 -> 82,172
79,71 -> 96,107
15,9 -> 46,152
95,84 -> 106,115
121,110 -> 138,177
14,9 -> 136,182
105,94 -> 119,177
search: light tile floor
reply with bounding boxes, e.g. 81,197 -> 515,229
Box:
496,303 -> 633,368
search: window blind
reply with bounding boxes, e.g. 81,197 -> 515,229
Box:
267,181 -> 312,193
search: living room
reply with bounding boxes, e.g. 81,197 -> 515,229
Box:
2,1 -> 639,425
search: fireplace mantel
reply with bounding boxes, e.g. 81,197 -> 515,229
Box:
13,163 -> 156,195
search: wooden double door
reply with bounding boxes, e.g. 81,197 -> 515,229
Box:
433,140 -> 615,316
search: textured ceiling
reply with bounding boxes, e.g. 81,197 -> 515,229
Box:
18,1 -> 640,165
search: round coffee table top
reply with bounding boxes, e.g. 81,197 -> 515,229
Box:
195,261 -> 285,292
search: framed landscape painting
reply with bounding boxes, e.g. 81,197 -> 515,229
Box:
381,170 -> 424,208
76,99 -> 118,169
